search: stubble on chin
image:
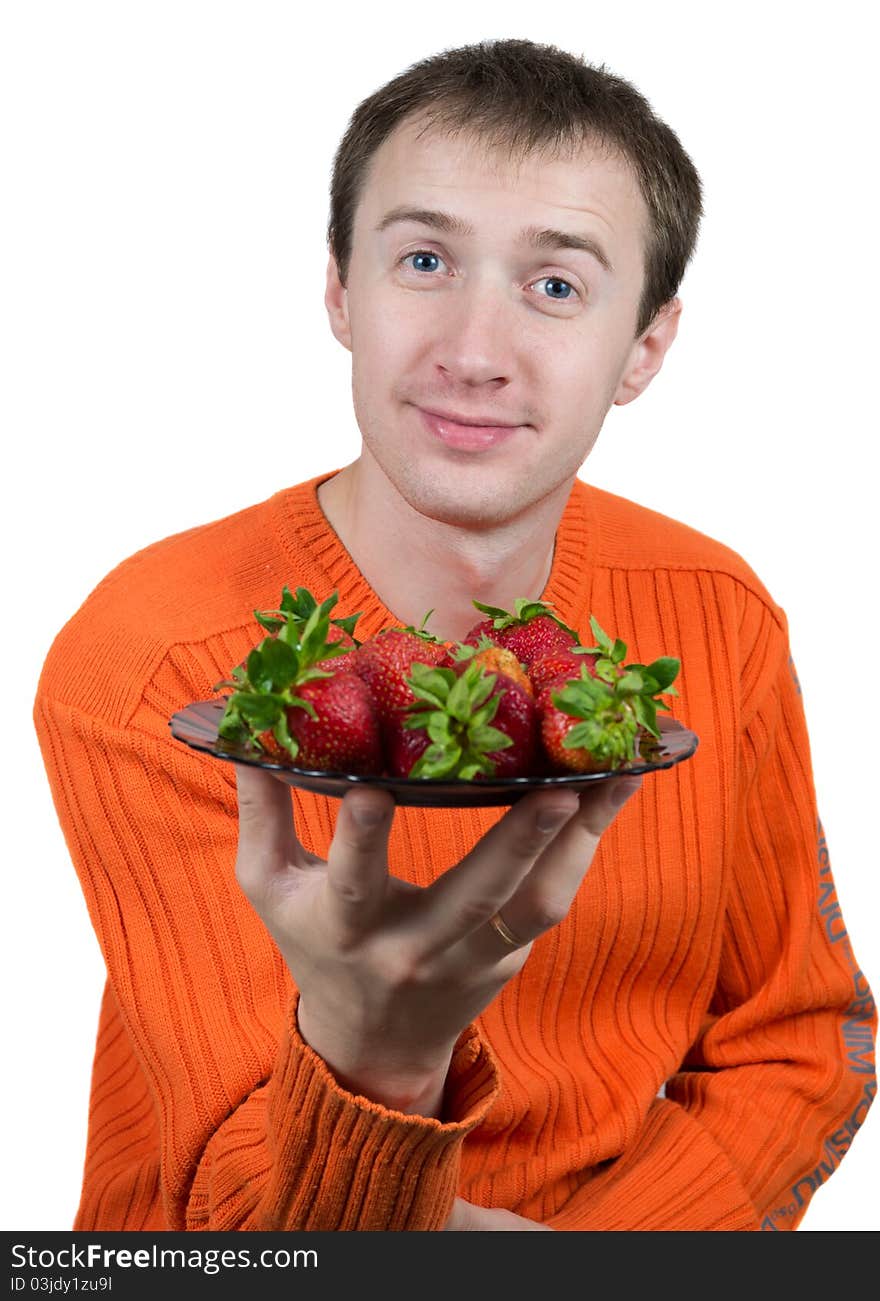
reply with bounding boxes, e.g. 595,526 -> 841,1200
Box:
380,458 -> 511,530
380,450 -> 584,535
354,395 -> 593,532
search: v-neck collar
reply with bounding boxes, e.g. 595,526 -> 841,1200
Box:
271,468 -> 597,638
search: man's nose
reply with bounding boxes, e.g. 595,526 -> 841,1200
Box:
433,279 -> 517,388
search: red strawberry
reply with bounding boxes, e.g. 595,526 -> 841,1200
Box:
214,590 -> 383,773
466,598 -> 579,667
470,645 -> 533,697
539,682 -> 612,773
271,670 -> 382,773
384,713 -> 432,781
313,624 -> 359,673
353,613 -> 449,728
393,659 -> 536,779
529,647 -> 598,696
460,617 -> 504,650
254,729 -> 287,761
447,636 -> 533,697
475,675 -> 536,779
537,616 -> 680,773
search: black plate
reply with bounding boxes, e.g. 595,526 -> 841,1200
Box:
169,699 -> 699,807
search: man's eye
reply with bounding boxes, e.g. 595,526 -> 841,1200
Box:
534,276 -> 578,301
402,251 -> 445,273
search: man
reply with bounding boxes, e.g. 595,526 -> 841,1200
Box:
34,38 -> 876,1232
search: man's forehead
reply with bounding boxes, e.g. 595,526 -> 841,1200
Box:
362,116 -> 644,238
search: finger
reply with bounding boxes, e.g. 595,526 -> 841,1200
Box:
233,762 -> 310,899
324,787 -> 397,934
494,775 -> 643,946
420,788 -> 581,952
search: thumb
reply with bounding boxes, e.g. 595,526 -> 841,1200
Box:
233,762 -> 300,898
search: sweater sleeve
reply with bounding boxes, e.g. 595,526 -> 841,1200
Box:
544,614 -> 877,1232
33,692 -> 500,1231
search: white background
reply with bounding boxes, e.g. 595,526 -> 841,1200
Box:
2,1 -> 877,1232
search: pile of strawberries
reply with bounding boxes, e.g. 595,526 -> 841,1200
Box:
213,586 -> 680,780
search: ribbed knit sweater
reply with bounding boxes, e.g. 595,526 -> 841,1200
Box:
33,470 -> 876,1232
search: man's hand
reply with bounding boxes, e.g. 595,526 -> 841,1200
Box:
233,766 -> 642,1116
443,1197 -> 554,1231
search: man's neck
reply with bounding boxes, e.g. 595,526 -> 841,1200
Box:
316,455 -> 573,642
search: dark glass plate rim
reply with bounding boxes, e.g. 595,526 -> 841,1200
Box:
169,698 -> 699,803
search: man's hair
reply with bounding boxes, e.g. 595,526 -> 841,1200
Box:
327,38 -> 703,337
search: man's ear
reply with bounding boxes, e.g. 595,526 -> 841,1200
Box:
325,253 -> 352,352
613,297 -> 682,407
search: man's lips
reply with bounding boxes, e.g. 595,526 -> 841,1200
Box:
416,406 -> 526,450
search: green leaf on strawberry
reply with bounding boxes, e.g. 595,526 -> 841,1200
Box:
214,589 -> 355,759
398,609 -> 445,644
471,597 -> 580,642
450,633 -> 498,662
246,638 -> 298,692
626,657 -> 681,695
253,584 -> 363,644
546,616 -> 681,768
403,661 -> 513,779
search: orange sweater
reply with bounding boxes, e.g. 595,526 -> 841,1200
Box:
33,470 -> 876,1232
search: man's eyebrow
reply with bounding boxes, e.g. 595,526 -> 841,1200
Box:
523,224 -> 613,274
375,205 -> 472,239
375,206 -> 613,273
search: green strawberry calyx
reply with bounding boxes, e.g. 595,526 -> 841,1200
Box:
449,633 -> 507,664
388,609 -> 445,645
471,597 -> 580,643
253,584 -> 363,644
550,615 -> 681,768
402,661 -> 513,780
212,592 -> 352,762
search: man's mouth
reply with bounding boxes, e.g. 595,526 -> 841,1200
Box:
416,406 -> 526,450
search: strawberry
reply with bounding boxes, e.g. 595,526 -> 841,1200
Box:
384,713 -> 433,781
268,670 -> 382,773
529,646 -> 599,696
353,611 -> 450,727
538,616 -> 680,772
213,590 -> 383,773
466,598 -> 579,667
447,636 -> 534,697
393,659 -> 536,780
312,624 -> 359,674
460,617 -> 504,650
242,623 -> 358,687
231,585 -> 362,678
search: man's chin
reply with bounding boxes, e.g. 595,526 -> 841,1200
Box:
396,477 -> 534,532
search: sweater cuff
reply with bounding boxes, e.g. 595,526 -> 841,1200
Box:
259,993 -> 501,1230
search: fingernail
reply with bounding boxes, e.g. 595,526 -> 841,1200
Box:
350,800 -> 386,827
609,777 -> 643,807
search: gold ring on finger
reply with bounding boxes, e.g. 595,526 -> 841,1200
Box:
488,910 -> 528,951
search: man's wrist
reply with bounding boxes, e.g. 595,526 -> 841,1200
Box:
295,998 -> 453,1117
323,1063 -> 450,1118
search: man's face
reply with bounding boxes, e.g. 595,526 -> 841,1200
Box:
326,115 -> 678,530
